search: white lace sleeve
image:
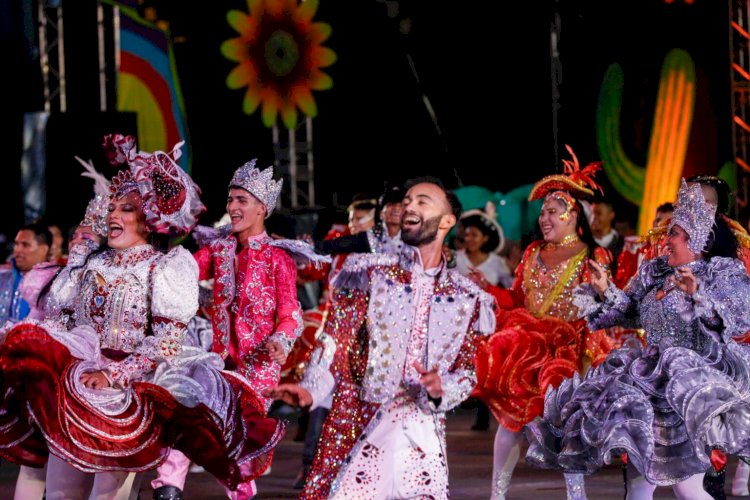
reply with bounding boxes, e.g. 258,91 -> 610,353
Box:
108,247 -> 199,387
47,246 -> 99,322
151,247 -> 200,324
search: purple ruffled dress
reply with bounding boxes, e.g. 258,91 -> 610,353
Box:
525,255 -> 750,486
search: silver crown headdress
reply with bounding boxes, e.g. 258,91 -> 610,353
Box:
75,156 -> 111,237
669,178 -> 717,254
229,159 -> 283,218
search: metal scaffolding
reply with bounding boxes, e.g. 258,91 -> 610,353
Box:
273,117 -> 316,209
730,0 -> 750,214
37,0 -> 66,112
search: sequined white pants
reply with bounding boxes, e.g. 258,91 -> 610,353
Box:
331,400 -> 448,499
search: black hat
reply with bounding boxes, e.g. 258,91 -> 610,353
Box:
378,183 -> 405,209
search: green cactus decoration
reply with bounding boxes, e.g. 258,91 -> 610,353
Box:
596,48 -> 696,232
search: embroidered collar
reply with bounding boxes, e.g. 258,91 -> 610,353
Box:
242,231 -> 270,250
105,244 -> 158,267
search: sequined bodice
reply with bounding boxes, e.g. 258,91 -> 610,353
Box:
72,245 -> 161,351
639,260 -> 707,350
523,246 -> 587,321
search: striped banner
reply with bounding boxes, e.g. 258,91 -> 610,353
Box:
102,1 -> 190,172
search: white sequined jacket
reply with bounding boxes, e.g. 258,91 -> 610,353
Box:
301,247 -> 497,414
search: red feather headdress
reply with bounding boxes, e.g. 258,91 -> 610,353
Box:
528,145 -> 604,201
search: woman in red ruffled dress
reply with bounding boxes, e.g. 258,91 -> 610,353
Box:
472,146 -> 613,500
0,136 -> 283,499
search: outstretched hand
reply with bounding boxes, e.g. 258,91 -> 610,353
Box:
265,340 -> 287,364
264,384 -> 313,409
413,361 -> 443,400
671,266 -> 698,295
587,259 -> 609,296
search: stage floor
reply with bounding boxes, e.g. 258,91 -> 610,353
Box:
0,407 -> 743,499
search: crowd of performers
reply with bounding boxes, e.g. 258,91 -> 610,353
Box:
2,134 -> 750,500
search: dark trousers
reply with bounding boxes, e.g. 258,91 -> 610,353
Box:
303,407 -> 330,467
475,400 -> 490,429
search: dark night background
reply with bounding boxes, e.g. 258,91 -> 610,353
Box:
0,0 -> 733,238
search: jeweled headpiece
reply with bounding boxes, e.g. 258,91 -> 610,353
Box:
669,178 -> 717,254
229,159 -> 282,218
80,195 -> 109,237
529,145 -> 604,202
75,156 -> 111,237
110,169 -> 139,198
104,134 -> 206,236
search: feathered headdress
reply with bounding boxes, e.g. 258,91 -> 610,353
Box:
528,145 -> 604,202
104,134 -> 206,237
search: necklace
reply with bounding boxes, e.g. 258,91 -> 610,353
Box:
547,233 -> 580,249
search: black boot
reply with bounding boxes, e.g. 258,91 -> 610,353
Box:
703,467 -> 726,500
153,485 -> 183,500
471,401 -> 490,431
293,466 -> 309,490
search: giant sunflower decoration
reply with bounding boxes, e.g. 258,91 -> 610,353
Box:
221,0 -> 336,129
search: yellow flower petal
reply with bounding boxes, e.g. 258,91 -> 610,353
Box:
221,39 -> 248,62
313,47 -> 337,68
227,62 -> 255,89
281,103 -> 298,129
246,0 -> 263,16
309,71 -> 333,90
243,87 -> 261,114
261,94 -> 280,127
309,22 -> 332,44
296,0 -> 318,23
292,86 -> 317,117
227,10 -> 252,35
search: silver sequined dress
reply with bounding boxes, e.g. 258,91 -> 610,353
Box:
525,255 -> 750,486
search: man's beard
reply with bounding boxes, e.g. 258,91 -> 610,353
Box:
402,215 -> 441,246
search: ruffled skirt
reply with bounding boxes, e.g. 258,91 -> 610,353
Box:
0,323 -> 284,489
525,340 -> 750,486
472,308 -> 589,432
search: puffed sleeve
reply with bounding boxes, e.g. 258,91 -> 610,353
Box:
20,263 -> 62,321
107,247 -> 199,387
691,256 -> 750,342
193,245 -> 214,281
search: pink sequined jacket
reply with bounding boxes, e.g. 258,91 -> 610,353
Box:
298,249 -> 496,499
194,232 -> 303,400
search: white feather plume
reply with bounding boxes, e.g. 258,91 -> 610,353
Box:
75,156 -> 110,197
